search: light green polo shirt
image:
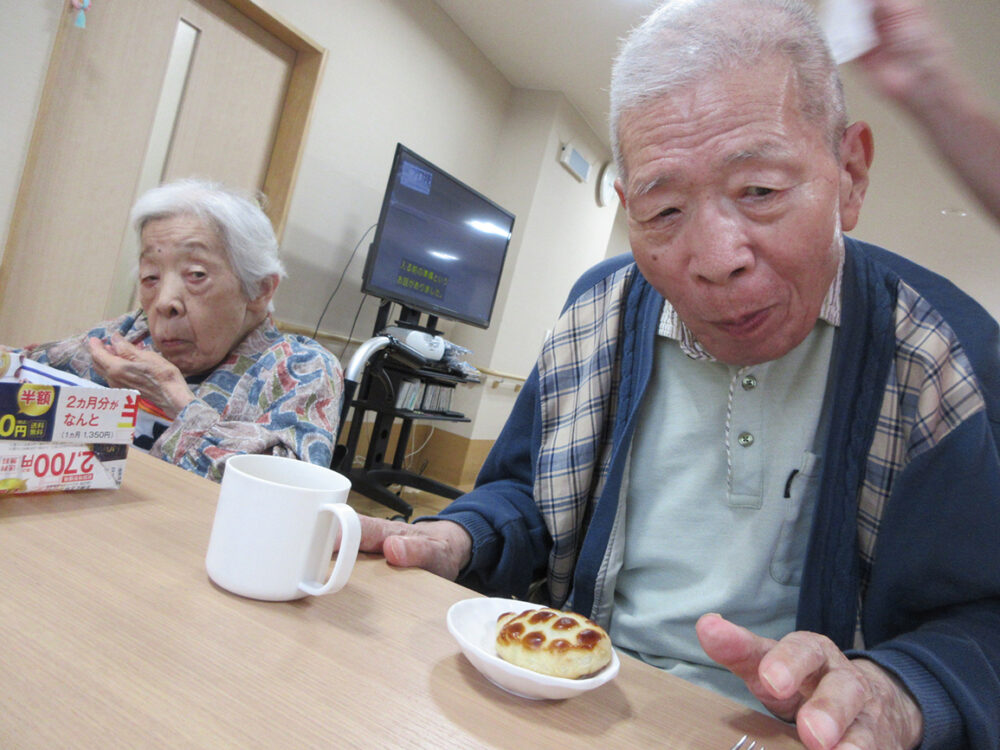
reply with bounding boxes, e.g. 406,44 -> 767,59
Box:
608,314 -> 836,710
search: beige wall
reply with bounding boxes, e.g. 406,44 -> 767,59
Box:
448,89 -> 621,440
0,3 -> 59,258
248,0 -> 619,441
3,0 -> 999,452
256,0 -> 515,346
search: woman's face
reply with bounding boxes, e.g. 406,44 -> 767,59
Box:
137,215 -> 270,376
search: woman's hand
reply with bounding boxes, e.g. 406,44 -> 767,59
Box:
88,335 -> 195,419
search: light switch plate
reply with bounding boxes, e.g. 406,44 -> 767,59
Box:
559,143 -> 591,182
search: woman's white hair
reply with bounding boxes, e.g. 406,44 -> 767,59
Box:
130,178 -> 286,306
609,0 -> 847,178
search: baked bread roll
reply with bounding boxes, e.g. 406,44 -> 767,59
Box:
495,608 -> 612,679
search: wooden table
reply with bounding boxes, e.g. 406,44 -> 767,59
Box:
0,450 -> 802,748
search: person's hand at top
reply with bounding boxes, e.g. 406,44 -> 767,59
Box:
697,614 -> 923,749
854,0 -> 1000,224
854,0 -> 959,111
88,334 -> 195,419
357,515 -> 472,581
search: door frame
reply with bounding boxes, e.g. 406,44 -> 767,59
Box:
224,0 -> 326,239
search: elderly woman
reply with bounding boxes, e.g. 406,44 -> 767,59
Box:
14,179 -> 342,481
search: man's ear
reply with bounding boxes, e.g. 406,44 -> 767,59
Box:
839,121 -> 874,232
614,178 -> 628,211
249,273 -> 279,313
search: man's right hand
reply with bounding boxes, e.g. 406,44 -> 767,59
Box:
359,516 -> 472,581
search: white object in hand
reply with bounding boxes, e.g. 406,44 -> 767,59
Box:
206,454 -> 361,601
820,0 -> 878,64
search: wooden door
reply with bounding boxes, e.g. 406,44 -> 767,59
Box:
0,0 -> 324,345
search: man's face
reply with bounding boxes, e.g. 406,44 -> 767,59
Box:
617,55 -> 865,366
138,215 -> 267,376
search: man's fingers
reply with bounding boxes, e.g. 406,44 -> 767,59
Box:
384,528 -> 468,580
759,631 -> 841,700
358,515 -> 408,552
794,665 -> 869,750
383,534 -> 434,568
699,615 -> 924,748
697,616 -> 836,723
356,516 -> 470,580
356,515 -> 453,574
798,658 -> 924,750
696,613 -> 775,682
797,703 -> 854,750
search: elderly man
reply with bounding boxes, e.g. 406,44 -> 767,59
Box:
10,179 -> 342,481
358,1 -> 1000,747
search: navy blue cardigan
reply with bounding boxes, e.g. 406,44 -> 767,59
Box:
439,238 -> 1000,747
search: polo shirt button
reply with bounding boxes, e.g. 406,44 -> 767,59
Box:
741,374 -> 758,390
737,431 -> 754,447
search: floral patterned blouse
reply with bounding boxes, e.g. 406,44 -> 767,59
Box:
20,311 -> 343,482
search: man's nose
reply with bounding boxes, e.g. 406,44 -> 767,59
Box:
688,204 -> 754,284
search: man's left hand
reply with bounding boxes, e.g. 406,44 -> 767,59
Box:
696,613 -> 923,750
88,334 -> 195,419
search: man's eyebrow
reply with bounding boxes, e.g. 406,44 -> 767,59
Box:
630,142 -> 797,197
724,142 -> 793,164
632,173 -> 680,198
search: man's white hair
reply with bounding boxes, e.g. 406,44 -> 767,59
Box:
609,0 -> 847,178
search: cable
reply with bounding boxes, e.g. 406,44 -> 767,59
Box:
350,422 -> 434,470
312,222 -> 377,339
339,293 -> 370,361
405,426 -> 435,462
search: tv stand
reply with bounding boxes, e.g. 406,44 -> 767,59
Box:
376,300 -> 439,336
333,304 -> 474,520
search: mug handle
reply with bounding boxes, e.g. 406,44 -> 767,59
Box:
298,503 -> 361,596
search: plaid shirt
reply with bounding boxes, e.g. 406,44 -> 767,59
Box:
856,282 -> 984,601
533,259 -> 985,618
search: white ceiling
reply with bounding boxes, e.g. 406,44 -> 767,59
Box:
431,0 -> 661,149
432,1 -> 999,158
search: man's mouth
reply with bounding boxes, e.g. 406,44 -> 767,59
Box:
713,307 -> 772,338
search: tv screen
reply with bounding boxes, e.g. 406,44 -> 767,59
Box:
361,144 -> 515,329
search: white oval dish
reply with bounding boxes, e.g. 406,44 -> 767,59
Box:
446,597 -> 620,700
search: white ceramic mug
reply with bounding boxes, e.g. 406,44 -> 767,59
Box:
205,454 -> 361,601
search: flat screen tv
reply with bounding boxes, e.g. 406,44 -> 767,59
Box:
361,144 -> 515,330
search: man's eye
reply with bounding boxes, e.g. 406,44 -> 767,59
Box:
657,207 -> 680,219
140,275 -> 158,284
745,186 -> 775,198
